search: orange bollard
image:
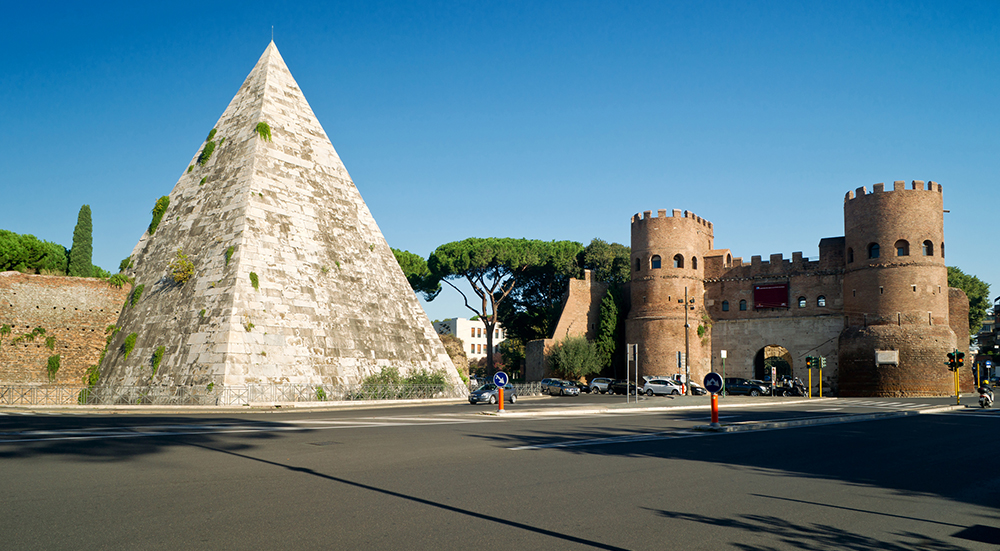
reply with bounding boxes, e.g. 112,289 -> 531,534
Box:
498,387 -> 504,413
711,393 -> 719,425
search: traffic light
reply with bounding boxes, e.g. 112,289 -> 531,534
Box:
806,356 -> 814,369
947,352 -> 956,370
820,357 -> 827,370
956,351 -> 965,368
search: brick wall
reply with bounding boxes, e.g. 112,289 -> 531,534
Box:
0,272 -> 130,384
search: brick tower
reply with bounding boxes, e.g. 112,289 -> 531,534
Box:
626,209 -> 713,381
838,181 -> 968,396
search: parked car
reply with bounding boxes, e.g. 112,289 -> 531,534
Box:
723,377 -> 770,396
572,381 -> 591,393
540,378 -> 559,394
688,381 -> 708,396
550,380 -> 581,396
590,377 -> 614,394
608,379 -> 638,395
751,379 -> 774,396
643,378 -> 683,396
469,383 -> 517,405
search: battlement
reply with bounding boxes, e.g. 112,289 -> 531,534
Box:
631,208 -> 713,230
844,180 -> 942,202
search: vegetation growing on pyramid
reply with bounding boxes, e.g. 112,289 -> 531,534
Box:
200,177 -> 206,186
148,196 -> 170,235
187,165 -> 193,173
169,248 -> 195,284
123,332 -> 138,360
152,346 -> 165,376
119,256 -> 132,272
249,271 -> 259,290
255,121 -> 272,142
131,284 -> 145,306
68,205 -> 93,277
46,355 -> 60,382
225,245 -> 235,266
197,140 -> 216,165
206,128 -> 217,141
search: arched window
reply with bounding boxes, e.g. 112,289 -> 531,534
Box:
721,300 -> 729,312
895,240 -> 909,256
847,248 -> 854,263
817,296 -> 826,307
726,254 -> 732,266
798,296 -> 807,308
692,257 -> 698,269
868,243 -> 880,259
673,254 -> 684,268
634,258 -> 641,271
739,299 -> 747,311
922,240 -> 933,256
651,255 -> 661,269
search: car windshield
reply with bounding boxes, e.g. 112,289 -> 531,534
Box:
475,384 -> 497,392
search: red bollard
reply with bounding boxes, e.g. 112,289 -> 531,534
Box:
711,393 -> 719,425
498,387 -> 505,413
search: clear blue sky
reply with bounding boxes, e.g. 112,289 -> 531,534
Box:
2,1 -> 997,321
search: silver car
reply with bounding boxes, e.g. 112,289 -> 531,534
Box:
643,378 -> 683,396
549,380 -> 580,396
590,377 -> 613,394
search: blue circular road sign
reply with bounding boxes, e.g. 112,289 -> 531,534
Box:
493,372 -> 509,387
703,372 -> 724,394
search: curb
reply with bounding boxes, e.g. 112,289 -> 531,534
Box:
479,398 -> 826,417
692,403 -> 966,432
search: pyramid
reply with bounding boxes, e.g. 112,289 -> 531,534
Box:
100,42 -> 460,389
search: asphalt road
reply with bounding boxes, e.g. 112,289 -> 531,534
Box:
2,396 -> 998,550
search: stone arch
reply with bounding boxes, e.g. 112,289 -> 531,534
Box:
895,239 -> 909,256
754,345 -> 792,381
673,254 -> 684,268
651,255 -> 661,269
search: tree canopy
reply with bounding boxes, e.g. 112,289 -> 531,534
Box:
581,238 -> 631,284
0,230 -> 68,275
68,205 -> 93,277
948,266 -> 990,335
547,336 -> 603,380
391,248 -> 440,299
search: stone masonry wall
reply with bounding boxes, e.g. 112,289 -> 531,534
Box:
0,272 -> 129,384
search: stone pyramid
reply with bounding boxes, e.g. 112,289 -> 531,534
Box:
100,42 -> 460,389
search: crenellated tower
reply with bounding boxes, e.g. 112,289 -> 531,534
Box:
838,180 -> 968,396
626,209 -> 713,381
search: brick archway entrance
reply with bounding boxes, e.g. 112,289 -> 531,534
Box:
754,345 -> 792,381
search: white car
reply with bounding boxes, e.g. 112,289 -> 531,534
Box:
643,378 -> 683,396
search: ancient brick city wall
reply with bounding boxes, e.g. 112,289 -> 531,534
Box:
0,272 -> 130,384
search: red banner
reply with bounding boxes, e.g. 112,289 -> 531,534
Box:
754,283 -> 788,309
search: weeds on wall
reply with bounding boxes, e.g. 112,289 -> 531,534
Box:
199,309 -> 206,317
119,256 -> 133,272
197,140 -> 216,165
151,345 -> 165,376
46,355 -> 60,382
255,121 -> 272,142
200,177 -> 206,186
108,273 -> 132,289
206,382 -> 215,392
45,336 -> 56,350
123,332 -> 138,360
170,248 -> 195,284
10,326 -> 46,345
225,245 -> 235,266
131,284 -> 145,306
315,387 -> 327,401
206,128 -> 217,141
187,165 -> 193,173
148,196 -> 170,235
249,271 -> 259,290
0,324 -> 10,349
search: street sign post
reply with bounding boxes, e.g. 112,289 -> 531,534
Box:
704,373 -> 724,427
493,372 -> 508,412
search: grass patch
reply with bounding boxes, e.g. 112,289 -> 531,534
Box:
152,345 -> 165,376
249,271 -> 259,290
225,245 -> 235,266
123,333 -> 138,360
255,121 -> 272,142
149,195 -> 170,235
131,284 -> 145,306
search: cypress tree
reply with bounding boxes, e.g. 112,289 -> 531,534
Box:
68,205 -> 93,277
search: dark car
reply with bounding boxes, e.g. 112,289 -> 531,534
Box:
687,381 -> 708,396
724,377 -> 769,396
608,379 -> 638,395
469,383 -> 517,404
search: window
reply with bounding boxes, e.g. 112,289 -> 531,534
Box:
895,240 -> 909,256
477,344 -> 482,354
722,300 -> 729,312
471,328 -> 475,338
651,255 -> 661,269
470,344 -> 475,353
692,257 -> 698,269
635,258 -> 640,271
673,254 -> 684,268
739,300 -> 747,311
726,253 -> 732,266
922,240 -> 933,256
798,296 -> 807,308
868,243 -> 880,259
847,248 -> 854,263
941,242 -> 945,257
817,296 -> 826,307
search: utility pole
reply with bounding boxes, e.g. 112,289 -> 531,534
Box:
685,286 -> 691,396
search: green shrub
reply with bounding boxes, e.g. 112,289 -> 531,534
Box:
108,273 -> 132,288
0,229 -> 69,275
119,256 -> 132,272
187,165 -> 193,173
315,387 -> 327,401
206,128 -> 217,141
249,271 -> 259,290
225,245 -> 235,266
199,177 -> 206,186
169,248 -> 195,284
152,345 -> 165,376
123,333 -> 138,360
46,355 -> 60,382
206,382 -> 215,392
148,196 -> 170,235
255,121 -> 272,142
547,336 -> 602,379
197,140 -> 216,165
83,364 -> 99,387
131,284 -> 145,306
199,309 -> 206,317
45,336 -> 56,350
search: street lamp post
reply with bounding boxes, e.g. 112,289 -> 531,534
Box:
720,349 -> 727,397
684,287 -> 691,395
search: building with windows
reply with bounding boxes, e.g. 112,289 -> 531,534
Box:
432,318 -> 506,360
